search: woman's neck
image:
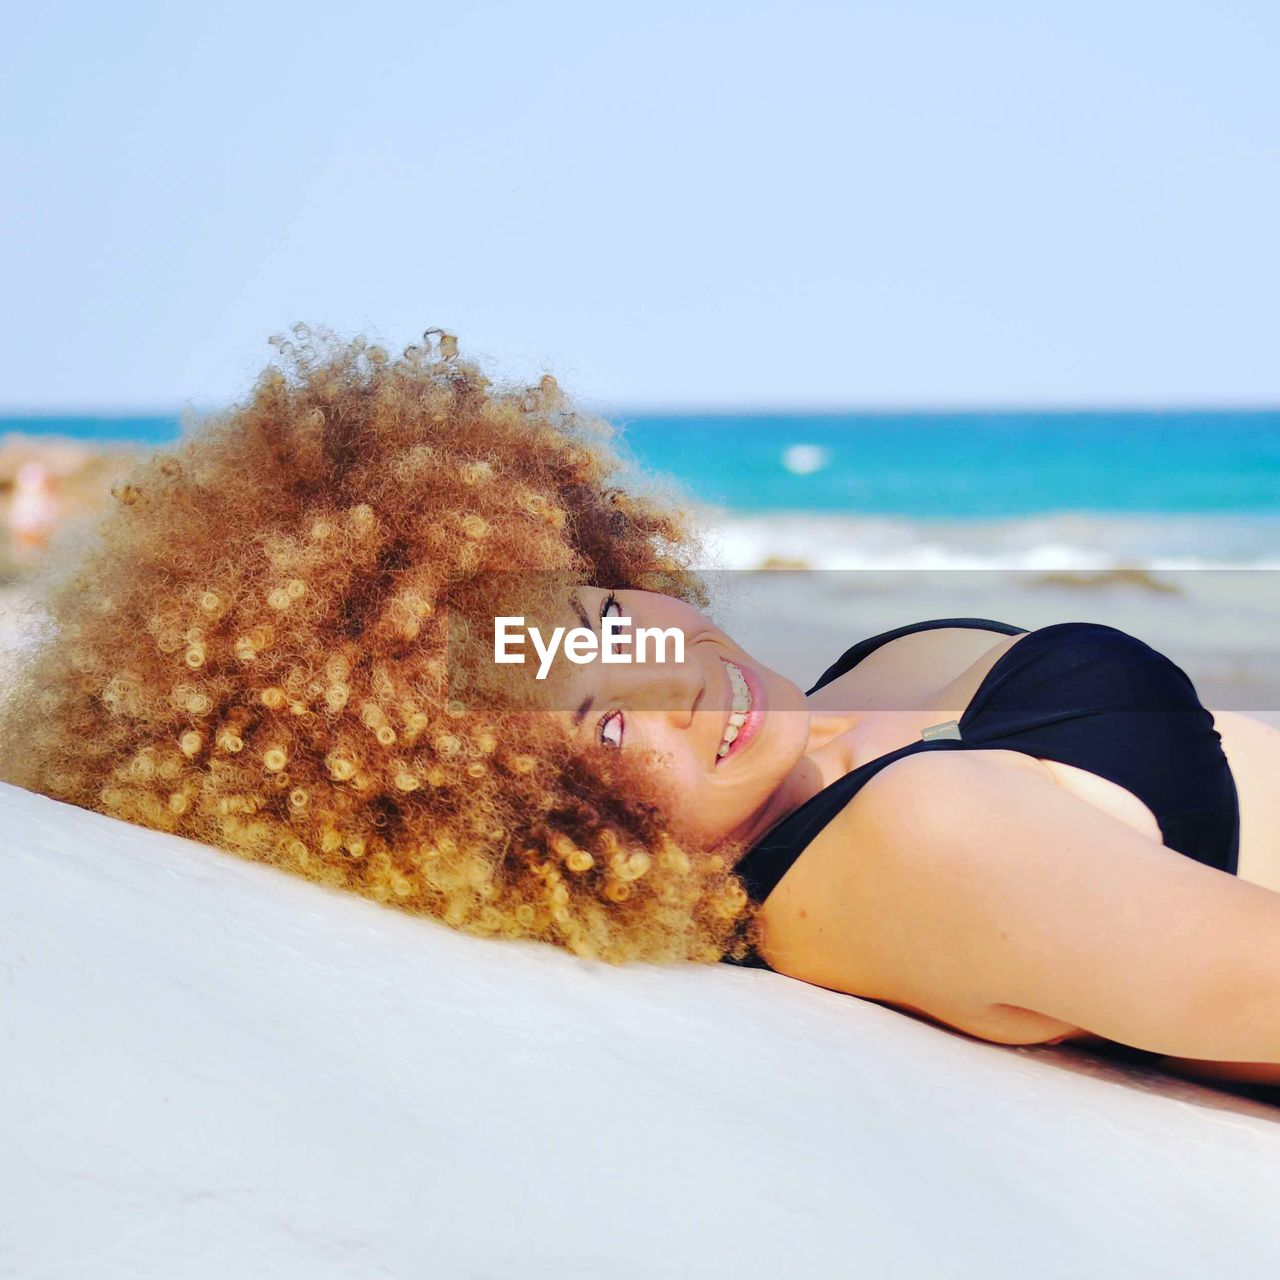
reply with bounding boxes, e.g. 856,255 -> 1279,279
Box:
723,706 -> 864,858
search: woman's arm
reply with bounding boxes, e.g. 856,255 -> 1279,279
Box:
769,750 -> 1280,1062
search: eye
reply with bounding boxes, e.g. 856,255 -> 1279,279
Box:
597,709 -> 624,749
596,592 -> 626,748
600,591 -> 626,626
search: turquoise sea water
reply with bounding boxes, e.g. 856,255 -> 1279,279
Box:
616,410 -> 1280,518
6,409 -> 1278,519
1,415 -> 183,449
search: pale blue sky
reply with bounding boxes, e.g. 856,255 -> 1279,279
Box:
2,1 -> 1277,411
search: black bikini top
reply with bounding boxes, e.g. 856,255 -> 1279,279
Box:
723,617 -> 1240,971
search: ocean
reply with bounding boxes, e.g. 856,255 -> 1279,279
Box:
619,409 -> 1280,518
2,408 -> 1279,708
9,408 -> 1277,571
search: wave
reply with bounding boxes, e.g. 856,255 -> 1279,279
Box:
693,510 -> 1280,572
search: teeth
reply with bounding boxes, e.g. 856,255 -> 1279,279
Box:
717,660 -> 753,761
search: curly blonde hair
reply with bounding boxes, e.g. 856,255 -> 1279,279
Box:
0,326 -> 759,964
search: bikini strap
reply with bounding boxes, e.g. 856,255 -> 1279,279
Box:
723,736 -> 972,972
723,617 -> 1028,972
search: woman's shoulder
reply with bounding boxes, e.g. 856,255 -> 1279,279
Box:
763,748 -> 1046,885
752,749 -> 1047,985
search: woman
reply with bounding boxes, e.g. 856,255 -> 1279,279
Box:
563,587 -> 1280,1089
4,326 -> 1279,1088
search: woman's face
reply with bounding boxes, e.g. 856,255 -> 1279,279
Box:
536,586 -> 814,851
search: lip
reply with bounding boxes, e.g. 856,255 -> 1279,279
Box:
714,656 -> 766,767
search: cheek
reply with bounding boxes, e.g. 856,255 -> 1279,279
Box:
638,755 -> 704,820
661,763 -> 746,843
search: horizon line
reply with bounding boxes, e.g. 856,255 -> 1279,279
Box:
2,400 -> 1280,420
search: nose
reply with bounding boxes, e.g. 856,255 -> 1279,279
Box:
600,645 -> 705,729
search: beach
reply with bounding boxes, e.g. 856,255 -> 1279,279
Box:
695,545 -> 1280,725
9,6 -> 1280,1270
0,431 -> 137,575
1,418 -> 1278,726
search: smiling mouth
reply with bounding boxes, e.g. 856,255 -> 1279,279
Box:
714,657 -> 754,765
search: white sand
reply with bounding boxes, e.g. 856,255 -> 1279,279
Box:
3,781 -> 1279,1279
